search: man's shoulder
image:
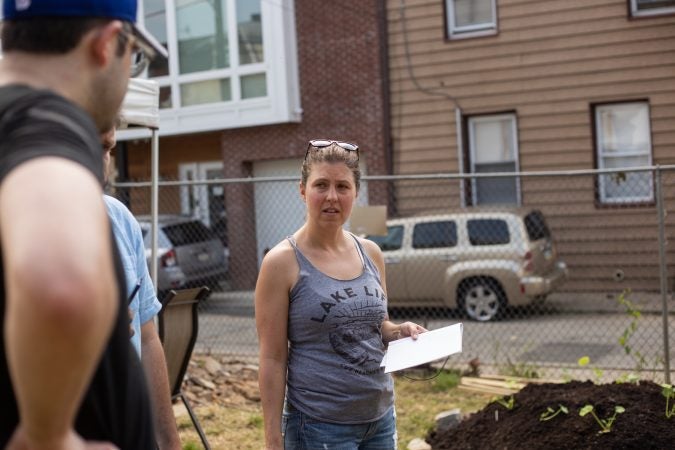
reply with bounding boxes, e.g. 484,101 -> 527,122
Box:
104,195 -> 140,230
104,194 -> 137,217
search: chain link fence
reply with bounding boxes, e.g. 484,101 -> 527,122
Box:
112,166 -> 675,382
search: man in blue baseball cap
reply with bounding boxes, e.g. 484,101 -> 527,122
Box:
0,1 -> 169,449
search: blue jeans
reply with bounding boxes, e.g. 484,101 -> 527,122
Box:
282,401 -> 397,450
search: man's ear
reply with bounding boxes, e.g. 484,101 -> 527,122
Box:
90,21 -> 124,68
299,181 -> 306,201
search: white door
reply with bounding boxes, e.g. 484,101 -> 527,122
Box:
252,158 -> 369,267
178,161 -> 225,227
253,159 -> 305,267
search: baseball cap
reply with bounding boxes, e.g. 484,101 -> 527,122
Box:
3,0 -> 168,61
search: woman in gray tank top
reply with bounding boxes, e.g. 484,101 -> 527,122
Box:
255,140 -> 427,450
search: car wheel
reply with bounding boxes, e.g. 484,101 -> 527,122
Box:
458,277 -> 506,322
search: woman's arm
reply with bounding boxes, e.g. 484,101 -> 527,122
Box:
360,237 -> 428,344
255,244 -> 295,450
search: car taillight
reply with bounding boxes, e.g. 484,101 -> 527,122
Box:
523,251 -> 533,272
161,249 -> 177,267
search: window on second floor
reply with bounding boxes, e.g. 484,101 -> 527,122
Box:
117,0 -> 300,139
467,113 -> 520,206
594,102 -> 654,205
630,0 -> 675,17
445,0 -> 497,39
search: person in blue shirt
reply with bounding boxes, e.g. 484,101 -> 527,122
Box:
102,128 -> 181,450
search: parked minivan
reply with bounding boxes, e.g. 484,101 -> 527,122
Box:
366,208 -> 568,321
138,215 -> 229,297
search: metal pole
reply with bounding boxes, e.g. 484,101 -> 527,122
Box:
150,129 -> 159,293
656,166 -> 671,383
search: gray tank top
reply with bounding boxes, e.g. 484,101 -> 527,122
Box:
285,234 -> 394,424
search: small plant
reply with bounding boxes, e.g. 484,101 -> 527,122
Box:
578,356 -> 603,383
616,289 -> 648,372
539,404 -> 568,422
431,370 -> 461,392
579,404 -> 625,434
493,395 -> 515,410
615,373 -> 640,385
661,384 -> 675,418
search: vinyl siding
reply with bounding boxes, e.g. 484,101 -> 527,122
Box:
386,0 -> 675,292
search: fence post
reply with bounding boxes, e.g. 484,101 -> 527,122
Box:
656,166 -> 671,383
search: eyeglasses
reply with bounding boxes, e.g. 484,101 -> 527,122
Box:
119,26 -> 156,77
305,139 -> 359,161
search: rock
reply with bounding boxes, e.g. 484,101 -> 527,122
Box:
407,437 -> 431,450
191,376 -> 216,390
203,356 -> 222,375
434,408 -> 461,433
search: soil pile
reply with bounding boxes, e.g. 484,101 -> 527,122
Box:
427,380 -> 674,449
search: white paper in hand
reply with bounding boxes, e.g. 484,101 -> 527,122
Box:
381,323 -> 463,373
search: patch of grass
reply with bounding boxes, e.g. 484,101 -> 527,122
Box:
431,369 -> 462,392
177,374 -> 492,448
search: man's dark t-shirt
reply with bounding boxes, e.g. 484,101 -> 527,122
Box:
0,85 -> 155,449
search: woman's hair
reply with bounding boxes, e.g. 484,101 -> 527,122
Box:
301,142 -> 361,191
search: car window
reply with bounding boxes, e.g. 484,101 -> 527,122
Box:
366,225 -> 404,251
524,210 -> 551,241
467,219 -> 510,246
412,221 -> 457,249
141,227 -> 172,249
162,221 -> 218,246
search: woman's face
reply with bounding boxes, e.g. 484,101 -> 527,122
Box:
301,161 -> 358,227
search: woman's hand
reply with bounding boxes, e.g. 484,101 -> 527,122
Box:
396,321 -> 428,340
383,320 -> 428,343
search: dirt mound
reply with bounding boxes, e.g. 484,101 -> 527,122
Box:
427,380 -> 674,449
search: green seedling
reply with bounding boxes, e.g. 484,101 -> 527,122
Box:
661,384 -> 675,418
579,404 -> 625,434
493,395 -> 515,410
578,356 -> 603,383
539,404 -> 568,422
615,373 -> 640,385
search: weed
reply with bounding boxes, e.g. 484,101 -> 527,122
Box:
182,442 -> 200,450
431,370 -> 461,392
492,341 -> 540,379
247,414 -> 263,428
616,289 -> 648,372
579,404 -> 625,434
539,404 -> 568,422
661,384 -> 675,418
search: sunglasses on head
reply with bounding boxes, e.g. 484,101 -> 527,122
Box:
305,139 -> 359,161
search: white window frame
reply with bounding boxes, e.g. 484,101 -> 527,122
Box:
118,0 -> 301,141
594,102 -> 654,204
630,0 -> 675,17
445,0 -> 497,39
468,113 -> 521,206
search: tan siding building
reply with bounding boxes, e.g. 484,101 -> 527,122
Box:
386,0 -> 675,293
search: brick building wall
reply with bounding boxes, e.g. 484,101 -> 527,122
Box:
127,0 -> 391,289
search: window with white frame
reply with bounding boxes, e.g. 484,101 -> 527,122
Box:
467,114 -> 520,206
445,0 -> 497,38
630,0 -> 675,17
120,0 -> 301,139
594,102 -> 653,204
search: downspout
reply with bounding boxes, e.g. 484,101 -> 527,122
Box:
377,0 -> 396,216
399,0 -> 464,204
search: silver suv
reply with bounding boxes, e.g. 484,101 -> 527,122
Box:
138,215 -> 229,296
366,208 -> 568,321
